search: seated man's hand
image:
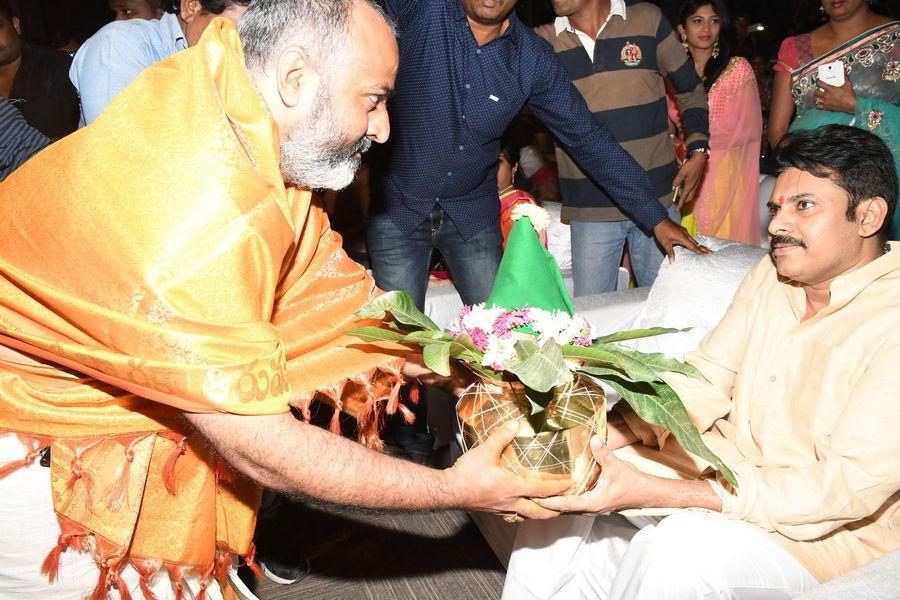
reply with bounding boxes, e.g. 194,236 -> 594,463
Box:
533,435 -> 723,515
532,436 -> 651,516
606,411 -> 639,451
653,218 -> 710,263
446,421 -> 573,521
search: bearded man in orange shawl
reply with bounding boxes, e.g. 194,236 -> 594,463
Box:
0,1 -> 570,598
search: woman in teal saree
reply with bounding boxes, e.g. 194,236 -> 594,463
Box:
769,1 -> 898,238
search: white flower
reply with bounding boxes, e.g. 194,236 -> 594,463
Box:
530,309 -> 569,346
482,336 -> 518,370
511,203 -> 551,232
559,316 -> 591,345
462,304 -> 504,332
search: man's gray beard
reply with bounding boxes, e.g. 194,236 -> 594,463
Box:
279,91 -> 371,191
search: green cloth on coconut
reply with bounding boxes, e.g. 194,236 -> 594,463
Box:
486,215 -> 574,322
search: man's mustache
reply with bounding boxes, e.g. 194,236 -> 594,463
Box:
349,136 -> 371,157
769,234 -> 807,252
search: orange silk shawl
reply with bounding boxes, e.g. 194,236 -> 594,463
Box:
0,20 -> 406,597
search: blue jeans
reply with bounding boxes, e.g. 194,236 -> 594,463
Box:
570,205 -> 679,297
367,206 -> 503,310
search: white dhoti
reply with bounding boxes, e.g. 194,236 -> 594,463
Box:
503,510 -> 819,600
0,436 -> 227,599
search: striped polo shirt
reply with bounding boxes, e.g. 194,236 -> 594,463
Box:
0,98 -> 50,182
535,1 -> 709,222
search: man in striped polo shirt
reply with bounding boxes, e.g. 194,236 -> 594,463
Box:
0,97 -> 48,181
537,0 -> 711,296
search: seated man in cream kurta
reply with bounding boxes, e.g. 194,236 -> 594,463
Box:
504,124 -> 899,599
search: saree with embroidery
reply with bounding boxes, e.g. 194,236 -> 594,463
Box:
674,57 -> 761,245
776,21 -> 900,239
0,20 -> 407,598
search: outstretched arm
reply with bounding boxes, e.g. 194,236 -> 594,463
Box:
534,436 -> 722,515
184,411 -> 571,517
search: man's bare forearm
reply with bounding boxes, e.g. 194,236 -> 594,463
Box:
638,475 -> 722,512
185,411 -> 460,510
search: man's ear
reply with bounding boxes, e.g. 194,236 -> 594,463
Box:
179,0 -> 202,23
275,45 -> 320,112
856,196 -> 888,239
12,16 -> 21,35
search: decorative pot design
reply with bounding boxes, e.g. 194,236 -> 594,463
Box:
457,374 -> 606,495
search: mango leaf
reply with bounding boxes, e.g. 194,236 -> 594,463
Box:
508,339 -> 573,393
423,342 -> 452,376
580,367 -> 737,487
403,330 -> 455,345
463,362 -> 504,381
592,327 -> 686,344
562,345 -> 658,383
355,290 -> 439,331
593,344 -> 707,382
447,335 -> 485,364
345,326 -> 407,343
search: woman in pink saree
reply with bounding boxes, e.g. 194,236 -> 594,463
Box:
671,0 -> 762,246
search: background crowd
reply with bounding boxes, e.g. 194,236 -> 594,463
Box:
4,0 -> 896,250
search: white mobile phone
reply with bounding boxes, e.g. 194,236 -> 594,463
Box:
817,60 -> 845,87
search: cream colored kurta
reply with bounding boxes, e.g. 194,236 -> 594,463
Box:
621,243 -> 900,582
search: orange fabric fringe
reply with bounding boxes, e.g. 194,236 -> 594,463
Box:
0,434 -> 50,479
64,439 -> 104,513
39,514 -> 260,599
160,432 -> 187,495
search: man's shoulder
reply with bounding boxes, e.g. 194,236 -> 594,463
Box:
734,255 -> 780,300
76,17 -> 171,62
625,0 -> 663,18
514,21 -> 557,57
620,1 -> 664,34
533,22 -> 557,44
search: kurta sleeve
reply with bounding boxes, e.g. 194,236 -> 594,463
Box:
713,334 -> 900,540
620,259 -> 765,449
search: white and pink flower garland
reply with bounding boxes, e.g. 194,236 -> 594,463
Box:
445,304 -> 592,371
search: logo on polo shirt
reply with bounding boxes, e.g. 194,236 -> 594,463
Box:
620,41 -> 642,67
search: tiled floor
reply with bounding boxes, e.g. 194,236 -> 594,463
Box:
240,499 -> 505,600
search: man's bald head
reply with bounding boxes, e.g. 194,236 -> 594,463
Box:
239,0 -> 394,76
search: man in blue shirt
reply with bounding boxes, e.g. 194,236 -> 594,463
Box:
368,0 -> 706,311
70,0 -> 249,126
109,0 -> 164,21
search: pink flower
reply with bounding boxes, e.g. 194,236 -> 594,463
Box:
446,305 -> 473,337
573,336 -> 592,347
468,327 -> 489,351
491,308 -> 531,338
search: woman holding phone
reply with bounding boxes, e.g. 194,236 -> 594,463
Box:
769,0 -> 898,236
